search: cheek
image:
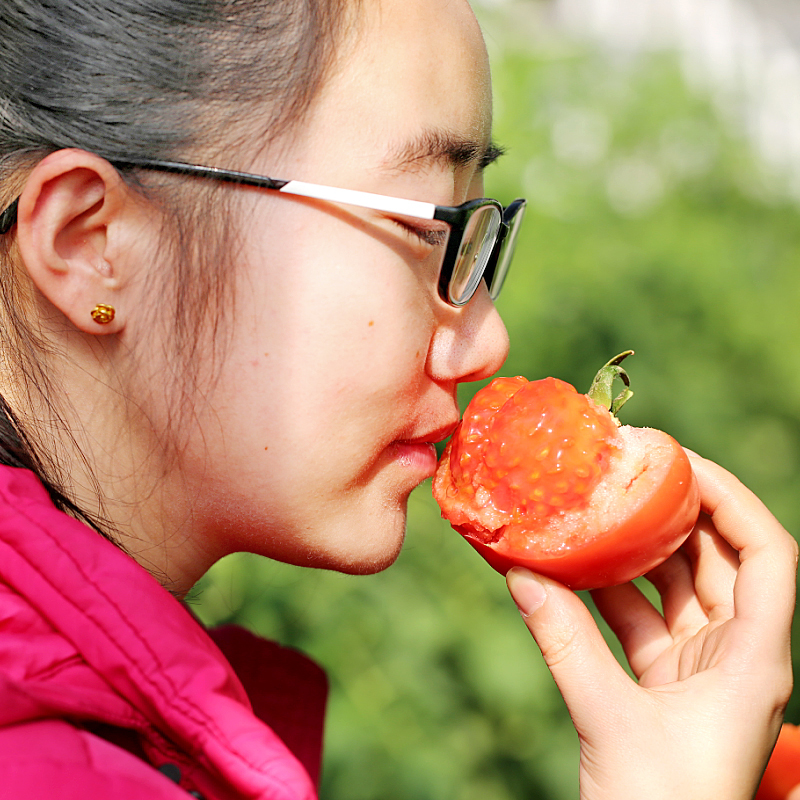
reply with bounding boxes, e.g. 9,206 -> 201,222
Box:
222,208 -> 437,445
240,201 -> 436,368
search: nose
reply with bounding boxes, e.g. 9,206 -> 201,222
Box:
425,284 -> 510,385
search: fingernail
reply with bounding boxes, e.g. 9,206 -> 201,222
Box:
506,567 -> 547,617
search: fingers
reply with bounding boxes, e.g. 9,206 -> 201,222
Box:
593,453 -> 796,684
688,454 -> 798,647
641,514 -> 739,637
688,453 -> 796,562
591,543 -> 724,681
591,581 -> 672,678
680,511 -> 738,623
645,546 -> 708,635
506,567 -> 634,732
595,540 -> 721,665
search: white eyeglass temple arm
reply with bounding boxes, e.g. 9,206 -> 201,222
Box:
280,180 -> 437,220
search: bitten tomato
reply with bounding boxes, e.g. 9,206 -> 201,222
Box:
756,724 -> 800,800
433,352 -> 701,590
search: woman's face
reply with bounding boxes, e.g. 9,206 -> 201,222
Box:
147,0 -> 510,586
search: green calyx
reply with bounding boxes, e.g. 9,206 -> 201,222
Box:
587,350 -> 634,418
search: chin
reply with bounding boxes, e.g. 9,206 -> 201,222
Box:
306,531 -> 406,575
333,544 -> 404,576
300,506 -> 409,575
239,492 -> 411,574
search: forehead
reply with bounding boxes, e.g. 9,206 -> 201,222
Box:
281,0 -> 493,183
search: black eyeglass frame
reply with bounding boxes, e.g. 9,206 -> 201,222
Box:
0,157 -> 526,307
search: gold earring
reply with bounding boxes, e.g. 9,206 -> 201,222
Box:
90,303 -> 115,325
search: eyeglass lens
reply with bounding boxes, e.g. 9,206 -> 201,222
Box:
487,200 -> 526,300
448,205 -> 502,306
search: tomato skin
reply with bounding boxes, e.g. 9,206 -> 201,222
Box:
453,431 -> 700,590
756,724 -> 800,800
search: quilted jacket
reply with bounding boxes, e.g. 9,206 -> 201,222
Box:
0,465 -> 327,799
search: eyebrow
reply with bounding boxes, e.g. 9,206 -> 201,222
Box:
385,129 -> 506,174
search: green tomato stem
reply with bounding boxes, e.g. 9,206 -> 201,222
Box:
587,350 -> 635,418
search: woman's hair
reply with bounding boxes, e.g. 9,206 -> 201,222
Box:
0,0 -> 354,538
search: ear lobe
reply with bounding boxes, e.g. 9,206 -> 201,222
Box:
15,149 -> 129,335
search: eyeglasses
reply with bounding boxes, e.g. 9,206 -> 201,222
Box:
0,158 -> 526,307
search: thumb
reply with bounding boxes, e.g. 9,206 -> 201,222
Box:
506,567 -> 634,734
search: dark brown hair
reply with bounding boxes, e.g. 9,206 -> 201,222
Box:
0,0 -> 354,538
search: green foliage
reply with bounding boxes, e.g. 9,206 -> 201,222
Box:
195,11 -> 800,799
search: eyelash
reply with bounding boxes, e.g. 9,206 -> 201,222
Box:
396,220 -> 449,248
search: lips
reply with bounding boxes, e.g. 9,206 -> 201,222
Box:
389,441 -> 438,476
389,420 -> 459,477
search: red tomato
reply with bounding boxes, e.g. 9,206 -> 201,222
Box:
756,724 -> 800,800
433,353 -> 701,590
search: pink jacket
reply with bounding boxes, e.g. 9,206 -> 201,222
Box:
0,465 -> 327,799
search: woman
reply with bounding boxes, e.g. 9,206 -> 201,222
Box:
0,0 -> 795,798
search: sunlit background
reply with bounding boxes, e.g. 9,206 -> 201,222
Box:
194,1 -> 800,797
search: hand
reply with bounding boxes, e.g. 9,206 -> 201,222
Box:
507,453 -> 797,800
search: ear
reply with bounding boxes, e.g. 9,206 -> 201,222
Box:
15,149 -> 134,335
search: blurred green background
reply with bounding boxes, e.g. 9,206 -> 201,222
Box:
194,2 -> 800,797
